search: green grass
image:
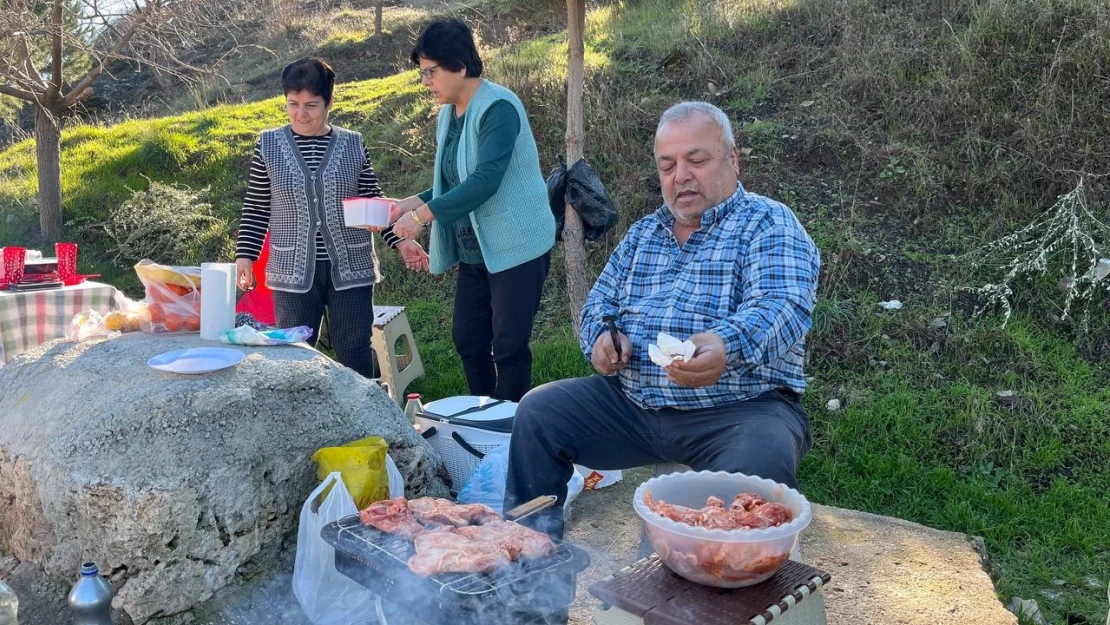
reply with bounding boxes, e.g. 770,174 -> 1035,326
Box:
2,0 -> 1109,622
803,310 -> 1110,622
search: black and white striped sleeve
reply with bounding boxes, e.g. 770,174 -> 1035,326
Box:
358,146 -> 384,198
362,145 -> 403,249
236,141 -> 270,260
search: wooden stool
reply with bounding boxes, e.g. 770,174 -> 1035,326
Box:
372,306 -> 424,405
590,556 -> 830,625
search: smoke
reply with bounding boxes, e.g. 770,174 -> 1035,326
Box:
160,544 -> 313,625
345,537 -> 583,625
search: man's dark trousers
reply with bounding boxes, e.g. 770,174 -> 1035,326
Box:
504,374 -> 812,539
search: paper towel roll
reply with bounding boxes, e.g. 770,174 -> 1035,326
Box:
200,262 -> 236,341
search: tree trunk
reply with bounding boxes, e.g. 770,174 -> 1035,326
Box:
375,0 -> 383,35
563,0 -> 589,335
35,105 -> 64,242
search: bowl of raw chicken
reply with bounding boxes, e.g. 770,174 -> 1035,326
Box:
633,471 -> 812,588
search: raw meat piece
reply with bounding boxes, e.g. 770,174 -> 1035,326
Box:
358,497 -> 424,539
360,497 -> 557,577
407,529 -> 511,576
408,497 -> 500,527
728,493 -> 764,513
653,532 -> 791,583
644,491 -> 794,530
643,493 -> 738,529
456,519 -> 556,559
732,501 -> 794,530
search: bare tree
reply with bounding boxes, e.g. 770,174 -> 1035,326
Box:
562,0 -> 589,333
0,0 -> 244,241
375,0 -> 384,36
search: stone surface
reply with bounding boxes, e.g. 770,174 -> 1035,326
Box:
1008,597 -> 1048,625
0,333 -> 447,623
803,505 -> 1017,625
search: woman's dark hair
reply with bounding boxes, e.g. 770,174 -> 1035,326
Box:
281,57 -> 336,105
410,18 -> 483,78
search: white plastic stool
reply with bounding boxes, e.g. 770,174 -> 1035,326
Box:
372,306 -> 424,405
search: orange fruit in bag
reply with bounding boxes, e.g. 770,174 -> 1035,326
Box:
163,312 -> 185,332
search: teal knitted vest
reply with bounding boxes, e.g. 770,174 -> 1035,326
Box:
429,80 -> 555,274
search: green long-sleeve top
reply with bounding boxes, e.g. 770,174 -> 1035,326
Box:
418,99 -> 521,264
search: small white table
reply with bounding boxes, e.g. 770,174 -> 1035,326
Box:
0,280 -> 121,364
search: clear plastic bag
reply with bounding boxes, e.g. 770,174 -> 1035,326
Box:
68,295 -> 149,341
134,259 -> 202,333
457,444 -> 584,515
292,472 -> 377,625
457,444 -> 510,514
67,310 -> 117,342
220,325 -> 313,346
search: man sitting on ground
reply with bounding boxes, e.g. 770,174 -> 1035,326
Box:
505,101 -> 821,539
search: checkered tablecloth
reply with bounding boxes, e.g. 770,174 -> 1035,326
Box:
0,280 -> 121,364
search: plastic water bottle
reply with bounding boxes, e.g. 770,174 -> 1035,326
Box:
403,393 -> 424,425
67,563 -> 113,625
0,577 -> 17,625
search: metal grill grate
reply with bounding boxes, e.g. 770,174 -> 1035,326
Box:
325,514 -> 582,592
322,512 -> 590,625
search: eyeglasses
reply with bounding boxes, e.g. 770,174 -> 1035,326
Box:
417,64 -> 441,80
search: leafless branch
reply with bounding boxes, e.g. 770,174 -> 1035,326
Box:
62,2 -> 156,107
49,0 -> 63,98
14,38 -> 47,88
0,55 -> 42,91
0,82 -> 38,100
1,0 -> 274,111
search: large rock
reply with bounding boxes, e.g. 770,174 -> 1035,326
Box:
802,505 -> 1017,625
0,333 -> 448,623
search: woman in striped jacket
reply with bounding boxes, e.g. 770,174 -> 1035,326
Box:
234,57 -> 427,377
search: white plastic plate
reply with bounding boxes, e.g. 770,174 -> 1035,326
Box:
148,347 -> 245,374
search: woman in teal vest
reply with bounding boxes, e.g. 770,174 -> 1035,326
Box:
388,18 -> 556,401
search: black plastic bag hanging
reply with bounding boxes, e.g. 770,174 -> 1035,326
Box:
546,156 -> 619,242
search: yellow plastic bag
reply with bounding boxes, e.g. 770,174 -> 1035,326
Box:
311,436 -> 390,510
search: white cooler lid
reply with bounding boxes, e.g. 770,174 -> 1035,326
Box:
422,396 -> 518,422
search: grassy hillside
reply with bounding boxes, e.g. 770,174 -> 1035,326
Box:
2,1 -> 1109,623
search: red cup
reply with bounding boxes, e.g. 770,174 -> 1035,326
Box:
56,242 -> 78,280
3,246 -> 26,284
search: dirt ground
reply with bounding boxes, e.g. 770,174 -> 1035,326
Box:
563,467 -> 651,625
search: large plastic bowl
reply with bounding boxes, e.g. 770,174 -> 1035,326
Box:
633,471 -> 812,588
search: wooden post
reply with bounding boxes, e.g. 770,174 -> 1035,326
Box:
563,0 -> 590,335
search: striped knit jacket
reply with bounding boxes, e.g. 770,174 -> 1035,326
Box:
259,125 -> 379,292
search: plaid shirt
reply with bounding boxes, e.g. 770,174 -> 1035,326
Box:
579,183 -> 820,410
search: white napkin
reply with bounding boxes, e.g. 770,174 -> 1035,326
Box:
648,332 -> 696,367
